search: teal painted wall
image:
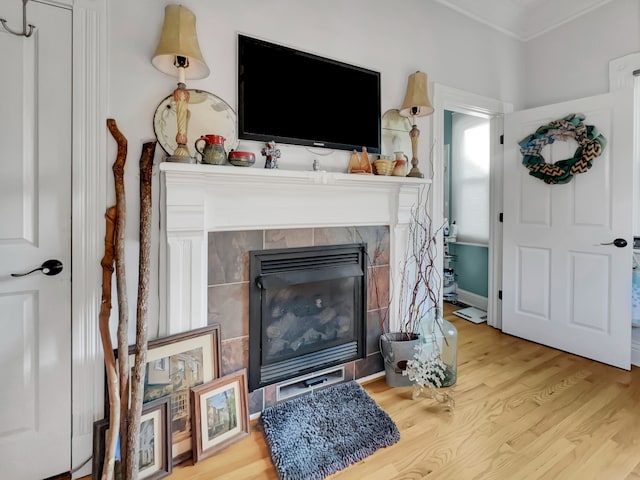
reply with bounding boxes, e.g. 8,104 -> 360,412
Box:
444,110 -> 489,299
449,243 -> 488,297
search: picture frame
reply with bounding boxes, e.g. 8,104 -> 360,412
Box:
92,397 -> 172,480
138,396 -> 172,480
115,324 -> 222,465
190,369 -> 250,463
92,418 -> 109,480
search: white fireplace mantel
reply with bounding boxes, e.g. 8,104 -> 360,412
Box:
159,163 -> 430,335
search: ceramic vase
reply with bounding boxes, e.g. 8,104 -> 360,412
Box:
380,332 -> 420,387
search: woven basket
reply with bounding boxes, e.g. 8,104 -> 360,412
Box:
374,160 -> 396,176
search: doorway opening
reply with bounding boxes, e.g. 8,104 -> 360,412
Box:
443,111 -> 491,312
432,83 -> 513,329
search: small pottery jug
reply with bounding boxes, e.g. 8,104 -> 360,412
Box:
195,134 -> 226,165
393,151 -> 409,176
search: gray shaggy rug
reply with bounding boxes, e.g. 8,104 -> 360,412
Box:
260,381 -> 400,480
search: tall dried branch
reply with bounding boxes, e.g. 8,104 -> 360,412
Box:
99,206 -> 120,480
124,141 -> 156,479
106,118 -> 129,471
396,182 -> 445,335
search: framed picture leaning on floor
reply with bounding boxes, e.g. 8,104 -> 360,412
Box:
115,324 -> 222,465
190,369 -> 250,463
138,396 -> 172,480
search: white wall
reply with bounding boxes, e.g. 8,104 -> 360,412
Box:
523,0 -> 640,108
523,1 -> 640,236
106,0 -> 525,339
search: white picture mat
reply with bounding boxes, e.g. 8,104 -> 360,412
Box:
199,382 -> 242,451
138,409 -> 162,480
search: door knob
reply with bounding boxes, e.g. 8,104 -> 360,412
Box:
600,238 -> 628,248
11,259 -> 63,277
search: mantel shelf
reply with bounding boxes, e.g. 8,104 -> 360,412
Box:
159,163 -> 431,187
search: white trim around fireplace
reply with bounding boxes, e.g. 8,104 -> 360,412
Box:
160,163 -> 430,335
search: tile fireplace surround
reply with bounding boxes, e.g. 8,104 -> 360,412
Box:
160,163 -> 430,414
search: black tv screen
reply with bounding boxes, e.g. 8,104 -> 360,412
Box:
238,34 -> 381,154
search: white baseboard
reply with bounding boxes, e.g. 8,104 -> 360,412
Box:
455,289 -> 488,311
632,330 -> 640,367
632,345 -> 640,367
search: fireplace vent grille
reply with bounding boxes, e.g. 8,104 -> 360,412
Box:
259,251 -> 361,274
260,342 -> 357,384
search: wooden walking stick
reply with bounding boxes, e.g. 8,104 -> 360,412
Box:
124,141 -> 157,479
106,118 -> 130,471
99,206 -> 120,480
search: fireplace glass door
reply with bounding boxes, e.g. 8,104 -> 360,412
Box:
249,243 -> 367,391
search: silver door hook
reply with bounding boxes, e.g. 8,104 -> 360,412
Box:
0,0 -> 35,38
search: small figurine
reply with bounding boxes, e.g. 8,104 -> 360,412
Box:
261,141 -> 281,169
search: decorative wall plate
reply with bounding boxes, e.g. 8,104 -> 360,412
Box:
381,108 -> 412,157
153,89 -> 239,159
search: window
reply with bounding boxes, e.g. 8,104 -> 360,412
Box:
451,113 -> 490,245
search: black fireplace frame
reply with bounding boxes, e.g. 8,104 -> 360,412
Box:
248,243 -> 368,392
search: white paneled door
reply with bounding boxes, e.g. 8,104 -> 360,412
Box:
0,2 -> 72,479
503,90 -> 633,369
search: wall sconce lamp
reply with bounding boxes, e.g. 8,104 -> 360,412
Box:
152,5 -> 209,163
399,71 -> 434,178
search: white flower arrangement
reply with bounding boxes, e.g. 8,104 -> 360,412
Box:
404,345 -> 448,388
368,144 -> 456,409
402,307 -> 456,410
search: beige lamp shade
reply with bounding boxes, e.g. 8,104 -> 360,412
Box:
399,71 -> 434,118
152,4 -> 209,80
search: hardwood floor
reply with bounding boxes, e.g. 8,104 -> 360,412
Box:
100,303 -> 640,479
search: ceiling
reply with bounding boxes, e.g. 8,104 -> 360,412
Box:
434,0 -> 613,41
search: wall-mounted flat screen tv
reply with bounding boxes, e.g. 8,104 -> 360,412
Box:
238,34 -> 381,154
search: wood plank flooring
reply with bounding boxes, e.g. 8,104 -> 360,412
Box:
92,303 -> 640,479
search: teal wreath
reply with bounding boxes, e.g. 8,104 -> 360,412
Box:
518,113 -> 606,184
